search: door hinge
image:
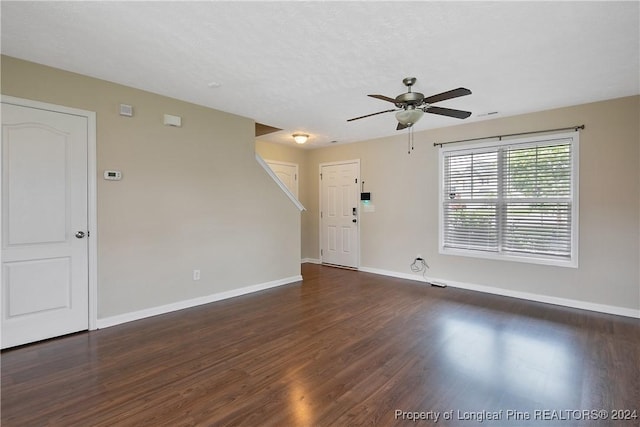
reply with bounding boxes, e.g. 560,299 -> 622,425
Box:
321,211 -> 323,218
295,174 -> 297,181
355,178 -> 358,183
87,231 -> 90,237
321,249 -> 323,256
320,173 -> 323,180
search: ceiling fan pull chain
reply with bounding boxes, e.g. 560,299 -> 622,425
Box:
411,127 -> 415,152
407,127 -> 415,154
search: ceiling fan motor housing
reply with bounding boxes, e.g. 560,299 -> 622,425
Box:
395,91 -> 425,107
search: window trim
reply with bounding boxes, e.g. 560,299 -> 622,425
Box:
438,131 -> 579,268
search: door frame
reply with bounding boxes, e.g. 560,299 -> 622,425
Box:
319,159 -> 361,269
1,95 -> 98,331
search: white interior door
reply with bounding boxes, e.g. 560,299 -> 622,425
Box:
266,160 -> 298,199
1,102 -> 89,349
320,161 -> 359,268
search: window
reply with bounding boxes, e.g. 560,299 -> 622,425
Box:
439,131 -> 578,267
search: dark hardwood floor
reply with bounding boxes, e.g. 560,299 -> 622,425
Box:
2,264 -> 639,426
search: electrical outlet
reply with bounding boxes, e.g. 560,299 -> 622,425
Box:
193,269 -> 200,281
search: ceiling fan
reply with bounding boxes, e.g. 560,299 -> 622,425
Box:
348,77 -> 472,130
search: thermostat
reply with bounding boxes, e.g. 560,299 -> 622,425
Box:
104,170 -> 122,181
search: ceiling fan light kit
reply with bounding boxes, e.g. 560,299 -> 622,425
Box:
395,108 -> 424,126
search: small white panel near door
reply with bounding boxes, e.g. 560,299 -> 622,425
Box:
5,125 -> 68,246
5,258 -> 71,317
328,225 -> 337,252
328,187 -> 337,216
341,186 -> 350,216
341,227 -> 351,253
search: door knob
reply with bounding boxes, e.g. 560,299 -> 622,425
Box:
75,231 -> 86,239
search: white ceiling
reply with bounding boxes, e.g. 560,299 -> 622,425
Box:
2,1 -> 638,149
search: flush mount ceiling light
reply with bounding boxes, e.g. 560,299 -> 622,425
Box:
292,133 -> 309,144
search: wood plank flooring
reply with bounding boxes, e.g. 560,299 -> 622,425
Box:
2,264 -> 639,426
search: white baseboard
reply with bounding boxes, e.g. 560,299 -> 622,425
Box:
96,275 -> 302,329
359,266 -> 640,319
301,258 -> 321,264
97,265 -> 638,329
359,267 -> 424,282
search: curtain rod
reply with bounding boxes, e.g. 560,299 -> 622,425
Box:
433,125 -> 585,148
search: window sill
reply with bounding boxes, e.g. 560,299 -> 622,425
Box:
440,247 -> 578,268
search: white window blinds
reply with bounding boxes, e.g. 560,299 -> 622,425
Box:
440,132 -> 578,266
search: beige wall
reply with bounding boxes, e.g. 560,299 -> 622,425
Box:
304,96 -> 640,311
4,54 -> 636,315
1,56 -> 301,318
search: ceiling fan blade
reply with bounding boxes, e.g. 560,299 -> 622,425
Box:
368,94 -> 397,104
423,87 -> 472,104
425,106 -> 472,119
347,109 -> 397,122
396,122 -> 409,131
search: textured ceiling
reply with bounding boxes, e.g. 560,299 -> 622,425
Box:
2,1 -> 638,149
